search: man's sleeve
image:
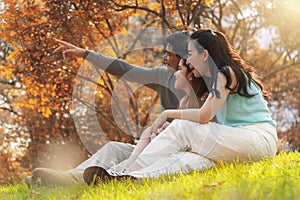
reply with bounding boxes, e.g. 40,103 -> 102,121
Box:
84,50 -> 171,90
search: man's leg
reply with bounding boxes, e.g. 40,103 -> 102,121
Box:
28,141 -> 135,186
68,141 -> 135,183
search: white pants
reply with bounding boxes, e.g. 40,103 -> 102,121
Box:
68,142 -> 135,183
68,140 -> 213,183
129,120 -> 278,178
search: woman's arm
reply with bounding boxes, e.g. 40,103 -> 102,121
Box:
123,127 -> 152,167
124,121 -> 171,168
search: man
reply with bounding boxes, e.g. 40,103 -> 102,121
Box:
26,31 -> 189,186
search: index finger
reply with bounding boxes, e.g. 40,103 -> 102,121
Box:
54,39 -> 74,48
53,45 -> 65,54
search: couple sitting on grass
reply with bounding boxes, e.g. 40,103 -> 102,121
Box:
26,29 -> 278,186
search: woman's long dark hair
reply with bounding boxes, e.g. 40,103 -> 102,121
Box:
190,29 -> 270,100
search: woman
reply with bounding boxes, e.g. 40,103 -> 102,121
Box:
84,29 -> 278,182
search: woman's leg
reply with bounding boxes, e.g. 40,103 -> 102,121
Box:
129,120 -> 277,173
129,151 -> 215,178
127,120 -> 190,171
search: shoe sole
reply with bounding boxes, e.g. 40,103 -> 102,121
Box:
83,166 -> 135,185
83,166 -> 112,185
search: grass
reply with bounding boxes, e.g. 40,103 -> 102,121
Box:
1,152 -> 300,200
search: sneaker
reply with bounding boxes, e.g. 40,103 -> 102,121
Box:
83,166 -> 135,185
30,168 -> 79,186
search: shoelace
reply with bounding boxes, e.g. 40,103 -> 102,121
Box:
107,165 -> 129,176
108,168 -> 129,176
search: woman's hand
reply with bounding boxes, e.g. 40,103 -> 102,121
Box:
157,121 -> 171,134
151,111 -> 168,135
53,39 -> 86,59
150,121 -> 171,140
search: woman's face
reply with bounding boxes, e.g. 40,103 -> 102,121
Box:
186,41 -> 208,78
174,59 -> 191,91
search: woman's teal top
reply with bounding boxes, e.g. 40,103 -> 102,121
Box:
216,80 -> 276,127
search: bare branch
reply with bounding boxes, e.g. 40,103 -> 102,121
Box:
72,95 -> 117,128
0,107 -> 19,116
176,0 -> 186,26
108,0 -> 172,29
263,62 -> 300,80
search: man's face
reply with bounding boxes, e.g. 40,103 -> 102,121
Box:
163,43 -> 181,71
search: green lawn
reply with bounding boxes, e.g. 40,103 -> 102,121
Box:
1,152 -> 300,200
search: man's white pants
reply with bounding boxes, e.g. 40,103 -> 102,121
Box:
68,142 -> 135,183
